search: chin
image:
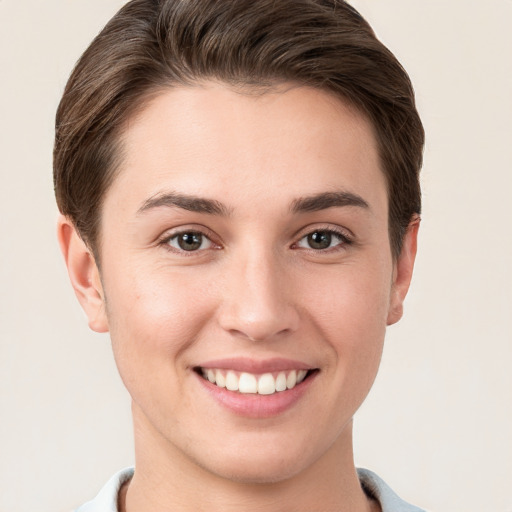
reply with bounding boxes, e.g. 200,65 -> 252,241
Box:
205,457 -> 306,485
191,435 -> 320,485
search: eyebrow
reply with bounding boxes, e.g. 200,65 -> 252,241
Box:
137,189 -> 369,217
290,191 -> 369,213
137,192 -> 231,216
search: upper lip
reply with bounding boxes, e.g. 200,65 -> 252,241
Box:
195,357 -> 314,374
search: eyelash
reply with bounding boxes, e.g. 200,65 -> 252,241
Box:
158,228 -> 219,256
293,226 -> 353,252
158,226 -> 353,255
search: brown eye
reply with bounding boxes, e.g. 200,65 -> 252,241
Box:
307,231 -> 332,250
168,231 -> 211,252
296,230 -> 348,250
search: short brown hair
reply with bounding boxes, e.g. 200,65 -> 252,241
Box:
54,0 -> 424,259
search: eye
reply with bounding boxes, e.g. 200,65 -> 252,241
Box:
166,231 -> 213,252
296,229 -> 349,250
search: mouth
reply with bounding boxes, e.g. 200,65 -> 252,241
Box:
194,367 -> 316,395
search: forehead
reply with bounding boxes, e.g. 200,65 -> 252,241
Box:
107,82 -> 386,218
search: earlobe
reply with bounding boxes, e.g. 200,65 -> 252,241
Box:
57,215 -> 109,333
387,216 -> 420,326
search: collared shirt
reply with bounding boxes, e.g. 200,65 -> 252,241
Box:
75,467 -> 426,512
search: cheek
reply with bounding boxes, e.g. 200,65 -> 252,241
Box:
103,263 -> 215,387
305,261 -> 391,337
302,262 -> 391,388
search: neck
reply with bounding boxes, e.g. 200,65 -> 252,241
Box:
121,405 -> 377,512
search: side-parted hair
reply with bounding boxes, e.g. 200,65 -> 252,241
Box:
54,0 -> 424,259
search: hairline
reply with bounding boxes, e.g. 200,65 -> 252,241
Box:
89,79 -> 398,268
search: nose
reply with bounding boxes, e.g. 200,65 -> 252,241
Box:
217,248 -> 300,342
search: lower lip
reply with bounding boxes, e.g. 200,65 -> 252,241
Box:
195,371 -> 317,418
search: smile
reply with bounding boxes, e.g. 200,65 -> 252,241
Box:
197,368 -> 311,395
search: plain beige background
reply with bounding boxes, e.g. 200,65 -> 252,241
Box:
1,1 -> 511,511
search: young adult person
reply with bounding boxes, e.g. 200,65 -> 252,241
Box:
54,1 -> 426,510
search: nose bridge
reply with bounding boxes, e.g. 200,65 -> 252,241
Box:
218,243 -> 299,341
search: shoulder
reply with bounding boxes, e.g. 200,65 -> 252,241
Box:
74,467 -> 134,512
357,468 -> 427,512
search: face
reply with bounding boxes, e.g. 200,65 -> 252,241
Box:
61,82 -> 417,484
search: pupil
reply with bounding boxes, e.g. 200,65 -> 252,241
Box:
308,231 -> 331,250
178,232 -> 202,251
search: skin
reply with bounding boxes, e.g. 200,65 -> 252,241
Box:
59,82 -> 418,512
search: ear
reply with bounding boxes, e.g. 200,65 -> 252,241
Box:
387,216 -> 420,326
57,215 -> 109,333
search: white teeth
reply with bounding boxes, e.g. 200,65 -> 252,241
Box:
215,370 -> 226,388
275,372 -> 287,392
258,373 -> 276,395
225,371 -> 239,391
200,368 -> 310,395
297,370 -> 307,383
286,370 -> 297,389
239,372 -> 258,393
